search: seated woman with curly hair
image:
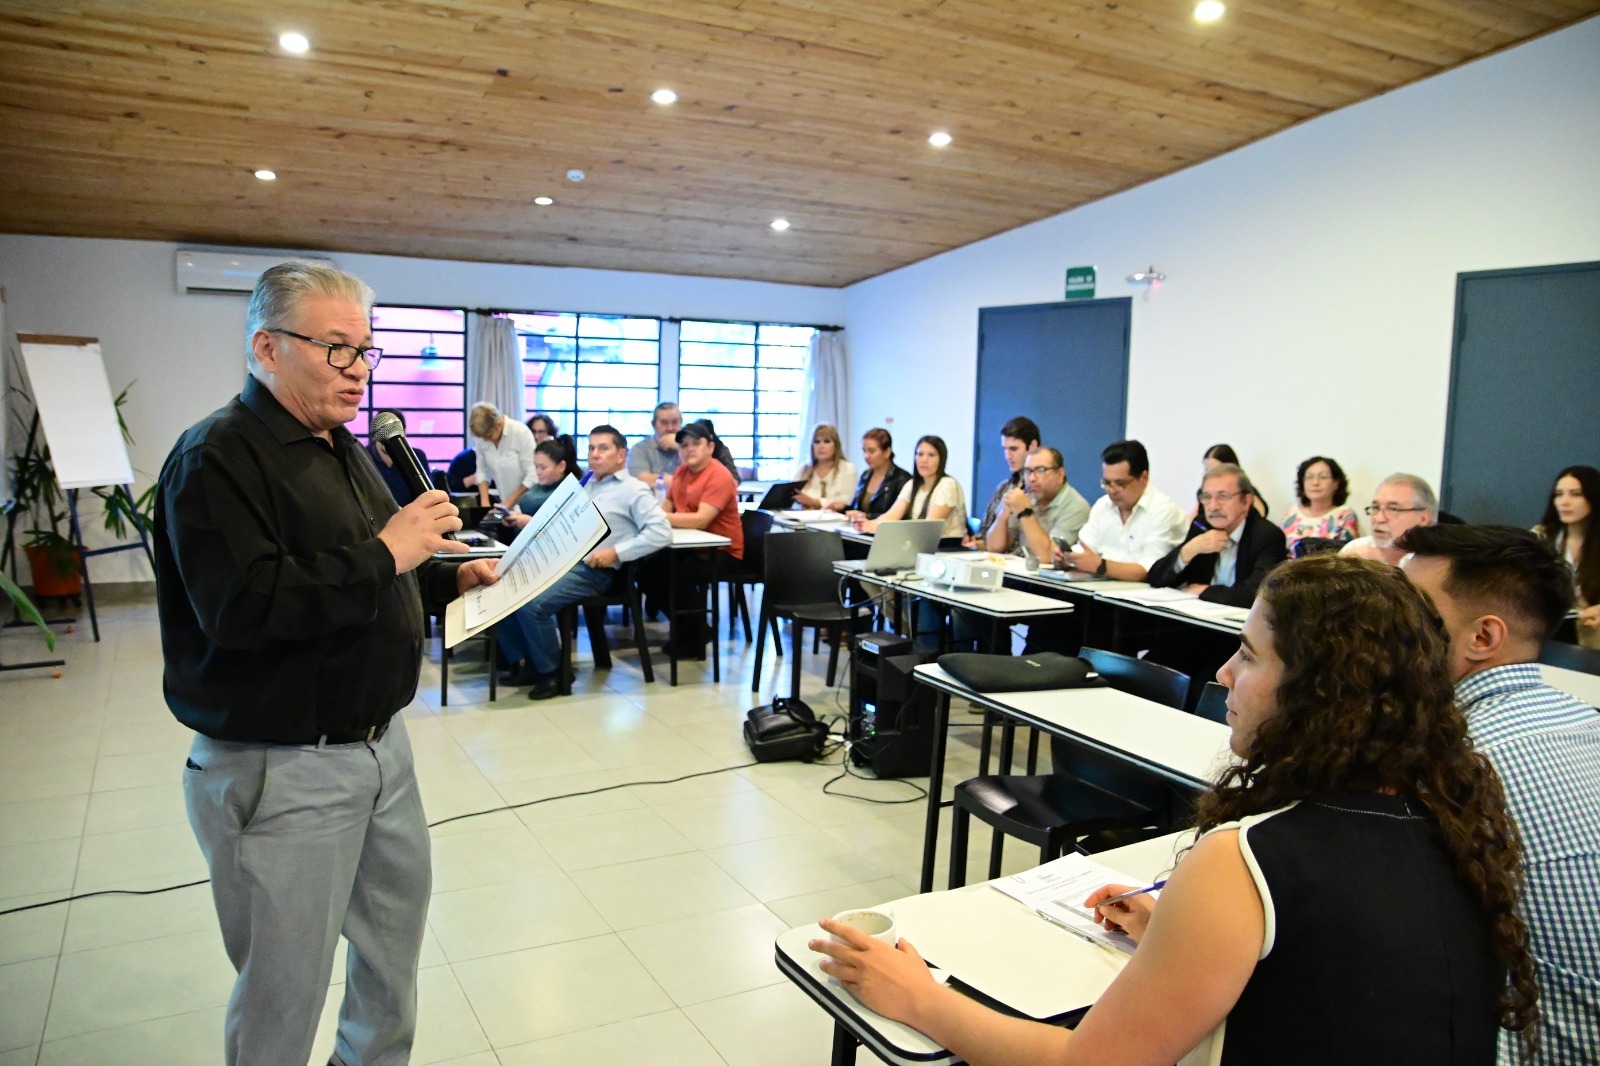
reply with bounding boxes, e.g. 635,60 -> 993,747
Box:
812,554 -> 1538,1066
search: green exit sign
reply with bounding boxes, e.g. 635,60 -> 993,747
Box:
1065,266 -> 1096,300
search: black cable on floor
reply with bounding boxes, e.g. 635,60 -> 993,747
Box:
0,760 -> 764,916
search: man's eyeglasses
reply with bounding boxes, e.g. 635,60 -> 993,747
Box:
1023,465 -> 1062,477
270,329 -> 382,370
1100,477 -> 1136,491
1197,491 -> 1244,504
1365,503 -> 1427,516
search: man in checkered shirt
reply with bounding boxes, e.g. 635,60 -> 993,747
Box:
1401,525 -> 1600,1063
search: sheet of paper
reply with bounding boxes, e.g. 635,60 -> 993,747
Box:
779,510 -> 852,524
1163,599 -> 1249,622
1098,586 -> 1197,605
444,476 -> 608,646
990,853 -> 1147,952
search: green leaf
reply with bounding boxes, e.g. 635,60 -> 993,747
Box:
0,569 -> 56,651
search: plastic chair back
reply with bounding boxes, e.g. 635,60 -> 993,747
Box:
1078,646 -> 1190,710
1193,681 -> 1230,724
763,529 -> 845,611
737,509 -> 776,581
1539,639 -> 1600,676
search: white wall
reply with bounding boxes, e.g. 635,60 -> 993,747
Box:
0,236 -> 844,582
844,17 -> 1600,521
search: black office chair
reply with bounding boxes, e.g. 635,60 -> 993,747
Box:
720,510 -> 775,642
1538,638 -> 1600,676
1193,680 -> 1229,724
556,560 -> 655,695
1078,647 -> 1191,709
956,649 -> 1190,884
1293,537 -> 1344,558
437,618 -> 497,706
752,529 -> 869,698
948,742 -> 1162,888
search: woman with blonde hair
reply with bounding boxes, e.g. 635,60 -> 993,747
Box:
467,401 -> 538,512
794,423 -> 856,510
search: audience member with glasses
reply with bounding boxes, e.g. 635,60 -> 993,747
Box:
1340,472 -> 1437,566
1060,439 -> 1189,581
1186,443 -> 1270,523
1147,463 -> 1288,606
984,445 -> 1090,563
1280,455 -> 1360,556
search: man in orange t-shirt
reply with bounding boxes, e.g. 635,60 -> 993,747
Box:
659,420 -> 744,658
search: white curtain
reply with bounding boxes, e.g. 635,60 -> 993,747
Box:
467,313 -> 524,423
799,329 -> 848,463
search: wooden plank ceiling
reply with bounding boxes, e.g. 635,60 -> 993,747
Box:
0,0 -> 1594,287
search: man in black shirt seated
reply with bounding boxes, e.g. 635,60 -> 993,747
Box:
154,261 -> 497,1066
1147,463 -> 1286,607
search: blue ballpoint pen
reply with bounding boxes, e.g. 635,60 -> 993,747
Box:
1094,880 -> 1167,907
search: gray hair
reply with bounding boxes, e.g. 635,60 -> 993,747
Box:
1379,472 -> 1438,518
1201,461 -> 1256,497
652,401 -> 681,423
245,261 -> 374,368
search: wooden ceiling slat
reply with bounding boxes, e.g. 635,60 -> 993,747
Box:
0,0 -> 1592,285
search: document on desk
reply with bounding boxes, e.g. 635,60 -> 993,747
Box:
443,476 -> 609,648
1098,586 -> 1197,605
1163,599 -> 1250,623
991,853 -> 1146,954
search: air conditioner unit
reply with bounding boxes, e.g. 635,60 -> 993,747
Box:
174,250 -> 334,295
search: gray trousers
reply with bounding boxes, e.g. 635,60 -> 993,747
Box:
184,716 -> 431,1066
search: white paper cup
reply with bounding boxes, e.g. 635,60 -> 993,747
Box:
831,908 -> 897,948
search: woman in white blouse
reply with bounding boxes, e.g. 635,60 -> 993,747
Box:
854,435 -> 967,540
794,424 -> 857,510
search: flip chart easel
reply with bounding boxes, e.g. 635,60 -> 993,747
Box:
9,334 -> 155,643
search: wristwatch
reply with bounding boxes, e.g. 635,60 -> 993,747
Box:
1016,507 -> 1035,519
1095,558 -> 1109,577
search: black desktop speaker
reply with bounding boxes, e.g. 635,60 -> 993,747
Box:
850,650 -> 936,779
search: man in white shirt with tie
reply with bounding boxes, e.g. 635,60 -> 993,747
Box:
1059,439 -> 1187,581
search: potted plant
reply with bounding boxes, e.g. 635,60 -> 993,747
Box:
0,564 -> 55,651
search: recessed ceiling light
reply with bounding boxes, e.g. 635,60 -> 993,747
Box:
279,32 -> 310,54
770,218 -> 791,232
534,196 -> 554,206
1193,1 -> 1225,23
254,169 -> 277,181
650,88 -> 678,105
928,131 -> 953,148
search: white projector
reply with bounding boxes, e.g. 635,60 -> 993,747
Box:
915,553 -> 1004,591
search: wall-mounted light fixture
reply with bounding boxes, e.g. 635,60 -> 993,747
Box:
1127,266 -> 1167,284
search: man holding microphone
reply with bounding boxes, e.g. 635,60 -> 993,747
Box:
154,262 -> 497,1065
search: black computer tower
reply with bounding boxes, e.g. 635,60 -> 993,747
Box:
849,631 -> 936,780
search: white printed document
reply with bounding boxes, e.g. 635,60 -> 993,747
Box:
443,476 -> 609,648
990,853 -> 1148,954
1097,586 -> 1197,605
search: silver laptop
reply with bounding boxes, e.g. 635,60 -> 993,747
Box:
838,519 -> 944,574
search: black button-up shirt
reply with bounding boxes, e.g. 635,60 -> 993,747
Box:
155,376 -> 455,742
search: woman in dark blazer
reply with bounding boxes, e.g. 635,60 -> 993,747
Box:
842,427 -> 911,520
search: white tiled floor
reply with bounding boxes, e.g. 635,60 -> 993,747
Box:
0,585 -> 1029,1064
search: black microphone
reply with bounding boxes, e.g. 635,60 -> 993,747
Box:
370,413 -> 455,540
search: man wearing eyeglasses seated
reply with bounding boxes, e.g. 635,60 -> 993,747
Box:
1340,472 -> 1437,566
984,446 -> 1090,561
1147,463 -> 1287,607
